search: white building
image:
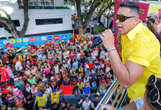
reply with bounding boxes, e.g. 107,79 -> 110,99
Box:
0,0 -> 72,38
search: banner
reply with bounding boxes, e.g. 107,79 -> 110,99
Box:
148,4 -> 161,15
137,3 -> 149,21
0,33 -> 71,50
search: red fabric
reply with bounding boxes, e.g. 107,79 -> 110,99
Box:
90,36 -> 94,42
16,100 -> 23,107
102,80 -> 106,84
2,85 -> 15,94
74,34 -> 77,39
88,64 -> 93,69
59,85 -> 74,95
105,61 -> 110,67
45,42 -> 50,47
0,69 -> 10,82
53,59 -> 56,64
49,61 -> 53,66
69,54 -> 75,60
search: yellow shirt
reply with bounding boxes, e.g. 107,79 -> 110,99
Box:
121,22 -> 161,102
51,92 -> 60,104
36,94 -> 47,107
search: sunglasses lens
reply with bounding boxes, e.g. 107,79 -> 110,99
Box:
116,15 -> 126,22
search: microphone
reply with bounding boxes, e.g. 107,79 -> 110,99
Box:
91,27 -> 116,48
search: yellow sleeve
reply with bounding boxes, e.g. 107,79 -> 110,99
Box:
127,36 -> 159,67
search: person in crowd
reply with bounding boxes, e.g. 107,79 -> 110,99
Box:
146,13 -> 161,44
82,96 -> 94,110
101,1 -> 161,103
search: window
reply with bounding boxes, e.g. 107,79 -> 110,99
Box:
13,20 -> 20,27
35,18 -> 63,25
18,0 -> 54,7
0,20 -> 20,28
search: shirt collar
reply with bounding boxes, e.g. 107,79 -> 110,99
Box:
126,22 -> 143,40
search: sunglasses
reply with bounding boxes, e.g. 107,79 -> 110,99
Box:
116,14 -> 135,22
147,74 -> 161,109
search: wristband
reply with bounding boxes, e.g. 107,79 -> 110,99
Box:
108,48 -> 116,53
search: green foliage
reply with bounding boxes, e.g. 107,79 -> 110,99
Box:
94,24 -> 106,34
82,13 -> 87,19
98,0 -> 114,16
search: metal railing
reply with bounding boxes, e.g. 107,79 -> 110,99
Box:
95,79 -> 127,110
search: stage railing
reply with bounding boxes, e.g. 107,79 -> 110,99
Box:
95,79 -> 127,110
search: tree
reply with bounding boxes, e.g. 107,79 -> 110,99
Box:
75,0 -> 102,34
97,0 -> 114,27
0,0 -> 29,38
70,0 -> 114,34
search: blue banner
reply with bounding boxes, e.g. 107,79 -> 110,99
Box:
0,33 -> 71,50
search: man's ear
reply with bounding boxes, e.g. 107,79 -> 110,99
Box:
133,16 -> 139,21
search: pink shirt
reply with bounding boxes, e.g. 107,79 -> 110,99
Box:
44,68 -> 50,74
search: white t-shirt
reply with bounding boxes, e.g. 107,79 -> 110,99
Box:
105,67 -> 111,73
63,51 -> 69,59
54,65 -> 59,74
76,53 -> 81,60
82,100 -> 92,110
15,61 -> 22,71
100,63 -> 104,69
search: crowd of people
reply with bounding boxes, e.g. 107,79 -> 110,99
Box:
0,35 -> 113,110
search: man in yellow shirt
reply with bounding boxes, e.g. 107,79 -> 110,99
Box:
101,1 -> 161,103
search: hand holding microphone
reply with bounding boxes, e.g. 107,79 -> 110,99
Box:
101,29 -> 116,51
92,27 -> 116,50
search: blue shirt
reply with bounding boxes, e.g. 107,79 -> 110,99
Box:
83,87 -> 90,95
14,80 -> 23,90
73,61 -> 78,70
